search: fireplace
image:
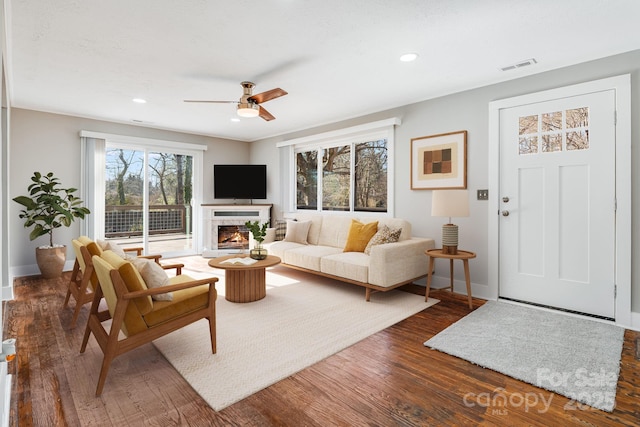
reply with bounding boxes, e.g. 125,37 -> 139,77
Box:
202,204 -> 271,257
218,225 -> 249,250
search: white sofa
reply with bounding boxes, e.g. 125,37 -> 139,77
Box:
262,213 -> 435,301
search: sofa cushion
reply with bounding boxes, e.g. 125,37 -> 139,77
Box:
290,213 -> 324,245
343,220 -> 378,252
364,225 -> 402,255
284,245 -> 343,271
284,220 -> 311,244
264,241 -> 306,259
143,277 -> 210,327
317,216 -> 354,248
376,218 -> 412,241
321,252 -> 369,283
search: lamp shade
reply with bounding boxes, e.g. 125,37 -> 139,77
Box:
431,190 -> 470,218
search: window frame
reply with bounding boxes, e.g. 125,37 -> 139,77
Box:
279,118 -> 399,217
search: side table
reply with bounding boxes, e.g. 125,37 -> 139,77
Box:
425,249 -> 476,309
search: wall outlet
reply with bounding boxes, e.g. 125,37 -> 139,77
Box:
477,189 -> 489,200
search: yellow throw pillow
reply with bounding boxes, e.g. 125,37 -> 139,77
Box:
343,220 -> 378,252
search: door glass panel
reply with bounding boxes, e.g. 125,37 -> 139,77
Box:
519,115 -> 538,134
542,134 -> 562,152
519,136 -> 538,155
542,111 -> 562,131
105,147 -> 194,255
566,131 -> 589,150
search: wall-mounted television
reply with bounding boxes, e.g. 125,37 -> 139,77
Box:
214,164 -> 267,200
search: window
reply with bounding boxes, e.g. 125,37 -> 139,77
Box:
296,138 -> 389,213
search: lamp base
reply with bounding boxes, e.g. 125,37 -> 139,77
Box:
442,245 -> 458,255
442,223 -> 459,255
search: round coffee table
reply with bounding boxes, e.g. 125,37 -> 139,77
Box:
208,254 -> 281,303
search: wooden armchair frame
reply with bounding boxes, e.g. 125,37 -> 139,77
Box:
81,255 -> 218,396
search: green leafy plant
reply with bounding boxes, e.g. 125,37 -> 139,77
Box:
244,220 -> 268,244
13,172 -> 91,247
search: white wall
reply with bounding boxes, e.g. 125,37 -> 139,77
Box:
252,49 -> 640,312
9,108 -> 249,274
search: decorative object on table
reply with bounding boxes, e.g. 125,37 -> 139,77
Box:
431,189 -> 469,255
411,130 -> 467,189
245,220 -> 269,260
13,171 -> 91,278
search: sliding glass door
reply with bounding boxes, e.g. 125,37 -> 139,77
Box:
104,145 -> 196,256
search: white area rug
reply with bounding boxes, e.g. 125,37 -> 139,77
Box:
154,265 -> 438,411
424,300 -> 624,412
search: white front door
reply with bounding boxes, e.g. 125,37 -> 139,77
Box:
498,89 -> 616,318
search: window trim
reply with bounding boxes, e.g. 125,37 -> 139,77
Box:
280,118 -> 400,216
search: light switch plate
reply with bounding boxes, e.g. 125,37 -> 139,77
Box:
477,189 -> 489,200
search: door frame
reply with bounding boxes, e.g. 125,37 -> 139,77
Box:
487,74 -> 631,327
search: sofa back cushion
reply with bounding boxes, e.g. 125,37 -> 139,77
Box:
317,216 -> 355,248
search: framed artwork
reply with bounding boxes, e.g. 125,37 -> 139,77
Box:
411,130 -> 467,189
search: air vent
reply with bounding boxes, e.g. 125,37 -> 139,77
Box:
500,58 -> 537,72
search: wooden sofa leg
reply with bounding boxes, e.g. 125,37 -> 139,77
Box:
365,288 -> 371,302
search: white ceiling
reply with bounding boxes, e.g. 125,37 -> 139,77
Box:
7,0 -> 640,142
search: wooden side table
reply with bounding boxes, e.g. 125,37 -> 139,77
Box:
208,254 -> 281,303
425,249 -> 476,309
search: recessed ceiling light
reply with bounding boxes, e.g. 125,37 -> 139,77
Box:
230,117 -> 241,122
132,98 -> 147,104
400,53 -> 418,62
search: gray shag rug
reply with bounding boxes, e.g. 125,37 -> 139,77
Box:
424,300 -> 624,412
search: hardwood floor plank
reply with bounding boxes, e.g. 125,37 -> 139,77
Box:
4,271 -> 640,426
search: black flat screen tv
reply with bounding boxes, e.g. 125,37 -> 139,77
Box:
214,164 -> 267,200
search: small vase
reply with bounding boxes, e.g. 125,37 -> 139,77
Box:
249,242 -> 268,260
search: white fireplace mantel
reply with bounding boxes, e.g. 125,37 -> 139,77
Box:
201,204 -> 271,257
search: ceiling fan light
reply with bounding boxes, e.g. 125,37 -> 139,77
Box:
237,102 -> 260,118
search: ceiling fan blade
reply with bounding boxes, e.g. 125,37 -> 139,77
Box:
249,88 -> 288,104
258,105 -> 276,121
183,100 -> 238,104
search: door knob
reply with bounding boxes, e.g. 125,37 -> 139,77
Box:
502,197 -> 510,203
502,210 -> 510,216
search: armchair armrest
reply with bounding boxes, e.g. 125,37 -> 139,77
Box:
138,254 -> 163,264
160,263 -> 183,275
124,247 -> 144,256
124,277 -> 219,300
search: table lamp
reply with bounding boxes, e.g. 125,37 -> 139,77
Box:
431,189 -> 469,255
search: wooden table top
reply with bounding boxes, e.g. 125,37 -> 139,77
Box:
208,254 -> 281,270
425,249 -> 477,260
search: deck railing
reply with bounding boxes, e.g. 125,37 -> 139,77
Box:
105,205 -> 191,238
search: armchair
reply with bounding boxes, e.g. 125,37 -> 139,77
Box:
64,236 -> 182,327
81,250 -> 218,396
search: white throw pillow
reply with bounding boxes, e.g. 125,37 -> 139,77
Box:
283,220 -> 311,245
132,258 -> 173,301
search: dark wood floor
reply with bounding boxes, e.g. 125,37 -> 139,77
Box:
4,272 -> 640,426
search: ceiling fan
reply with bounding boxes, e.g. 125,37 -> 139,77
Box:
184,81 -> 288,121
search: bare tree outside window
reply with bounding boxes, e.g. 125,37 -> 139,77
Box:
355,140 -> 387,212
295,138 -> 388,213
323,146 -> 350,211
296,151 -> 318,209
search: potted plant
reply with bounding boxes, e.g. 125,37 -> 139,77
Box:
13,171 -> 91,278
244,220 -> 268,260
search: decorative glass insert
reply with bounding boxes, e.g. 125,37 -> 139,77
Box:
542,111 -> 562,132
542,134 -> 562,152
567,131 -> 589,150
518,107 -> 589,155
519,136 -> 538,155
519,115 -> 538,135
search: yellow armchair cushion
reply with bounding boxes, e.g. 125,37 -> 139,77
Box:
143,275 -> 214,327
101,250 -> 153,315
